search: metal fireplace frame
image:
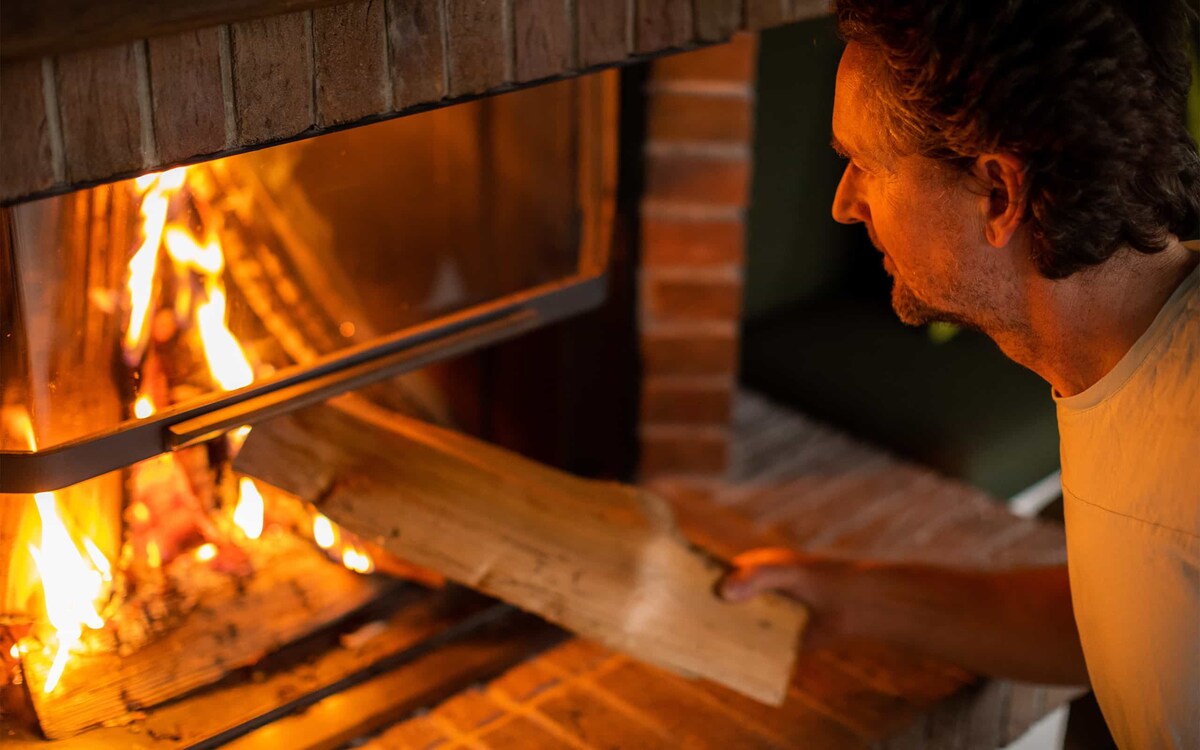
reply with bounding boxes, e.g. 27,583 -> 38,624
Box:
0,73 -> 618,493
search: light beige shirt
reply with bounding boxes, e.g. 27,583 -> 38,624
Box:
1055,247 -> 1199,750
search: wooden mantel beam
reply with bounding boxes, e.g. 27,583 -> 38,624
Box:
235,396 -> 806,705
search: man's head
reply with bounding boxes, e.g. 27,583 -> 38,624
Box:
830,0 -> 1200,330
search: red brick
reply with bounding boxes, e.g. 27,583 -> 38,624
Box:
148,28 -> 226,162
55,43 -> 145,183
536,685 -> 677,749
695,680 -> 869,749
641,323 -> 738,376
386,0 -> 447,106
0,58 -> 56,200
231,12 -> 314,145
476,716 -> 570,749
513,0 -> 571,82
642,270 -> 742,321
314,0 -> 389,126
642,217 -> 745,267
431,687 -> 507,732
537,639 -> 615,677
650,33 -> 756,82
639,425 -> 730,475
370,713 -> 453,749
790,650 -> 920,740
644,152 -> 750,205
693,0 -> 741,41
636,0 -> 693,54
577,0 -> 628,67
593,661 -> 781,748
446,0 -> 508,96
647,91 -> 752,143
489,660 -> 563,703
641,376 -> 734,423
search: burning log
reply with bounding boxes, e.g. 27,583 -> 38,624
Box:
235,396 -> 807,706
19,532 -> 394,739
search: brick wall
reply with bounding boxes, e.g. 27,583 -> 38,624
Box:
638,34 -> 756,482
0,0 -> 832,205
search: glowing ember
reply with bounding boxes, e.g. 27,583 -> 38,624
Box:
341,546 -> 374,575
312,514 -> 336,550
134,394 -> 155,419
194,543 -> 218,562
9,643 -> 19,659
233,478 -> 265,541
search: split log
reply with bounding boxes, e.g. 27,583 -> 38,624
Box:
235,397 -> 807,706
22,533 -> 393,739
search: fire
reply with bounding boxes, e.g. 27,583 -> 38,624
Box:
123,168 -> 190,360
134,394 -> 155,419
312,514 -> 336,550
233,478 -> 264,541
341,545 -> 374,575
14,417 -> 113,693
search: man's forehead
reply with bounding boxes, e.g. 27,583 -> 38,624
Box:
832,43 -> 887,158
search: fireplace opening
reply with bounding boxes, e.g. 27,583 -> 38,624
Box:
0,70 -> 623,744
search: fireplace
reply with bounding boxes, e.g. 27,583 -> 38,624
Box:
1,3 -> 1071,749
0,66 -> 629,742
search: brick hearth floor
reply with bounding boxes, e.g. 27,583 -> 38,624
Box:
368,390 -> 1082,749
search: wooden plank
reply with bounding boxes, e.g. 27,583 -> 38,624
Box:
235,396 -> 806,706
54,43 -> 145,183
577,0 -> 628,68
0,0 -> 349,61
313,0 -> 389,126
229,11 -> 314,145
147,27 -> 227,163
0,58 -> 57,200
742,0 -> 785,30
445,0 -> 508,96
385,0 -> 447,106
513,0 -> 571,82
22,535 -> 389,739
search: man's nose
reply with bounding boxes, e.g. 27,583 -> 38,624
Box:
831,164 -> 866,225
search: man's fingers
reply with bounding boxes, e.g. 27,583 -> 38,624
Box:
720,559 -> 808,603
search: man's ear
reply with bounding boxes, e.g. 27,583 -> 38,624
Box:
973,153 -> 1026,248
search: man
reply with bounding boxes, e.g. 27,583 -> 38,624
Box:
720,1 -> 1200,747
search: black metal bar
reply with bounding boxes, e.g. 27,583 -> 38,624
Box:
0,274 -> 606,493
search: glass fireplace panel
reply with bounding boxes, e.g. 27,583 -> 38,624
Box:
0,74 -> 615,490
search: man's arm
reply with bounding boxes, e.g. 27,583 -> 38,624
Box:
721,549 -> 1089,685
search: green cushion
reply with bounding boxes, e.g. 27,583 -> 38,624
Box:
741,298 -> 1060,499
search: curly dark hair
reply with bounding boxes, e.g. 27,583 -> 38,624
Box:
835,0 -> 1200,278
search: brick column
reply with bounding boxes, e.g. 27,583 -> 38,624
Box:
638,34 -> 757,483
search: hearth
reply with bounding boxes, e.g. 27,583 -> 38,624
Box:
1,72 -> 620,744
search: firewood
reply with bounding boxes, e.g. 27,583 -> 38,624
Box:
21,533 -> 392,739
235,396 -> 806,706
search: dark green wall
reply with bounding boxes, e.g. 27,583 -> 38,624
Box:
744,17 -> 874,321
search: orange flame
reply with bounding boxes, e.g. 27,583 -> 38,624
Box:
16,420 -> 111,693
233,478 -> 264,541
124,168 -> 189,359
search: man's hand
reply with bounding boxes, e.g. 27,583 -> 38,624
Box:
719,547 -> 1089,685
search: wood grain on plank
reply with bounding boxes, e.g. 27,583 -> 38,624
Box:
235,396 -> 806,706
635,0 -> 693,54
